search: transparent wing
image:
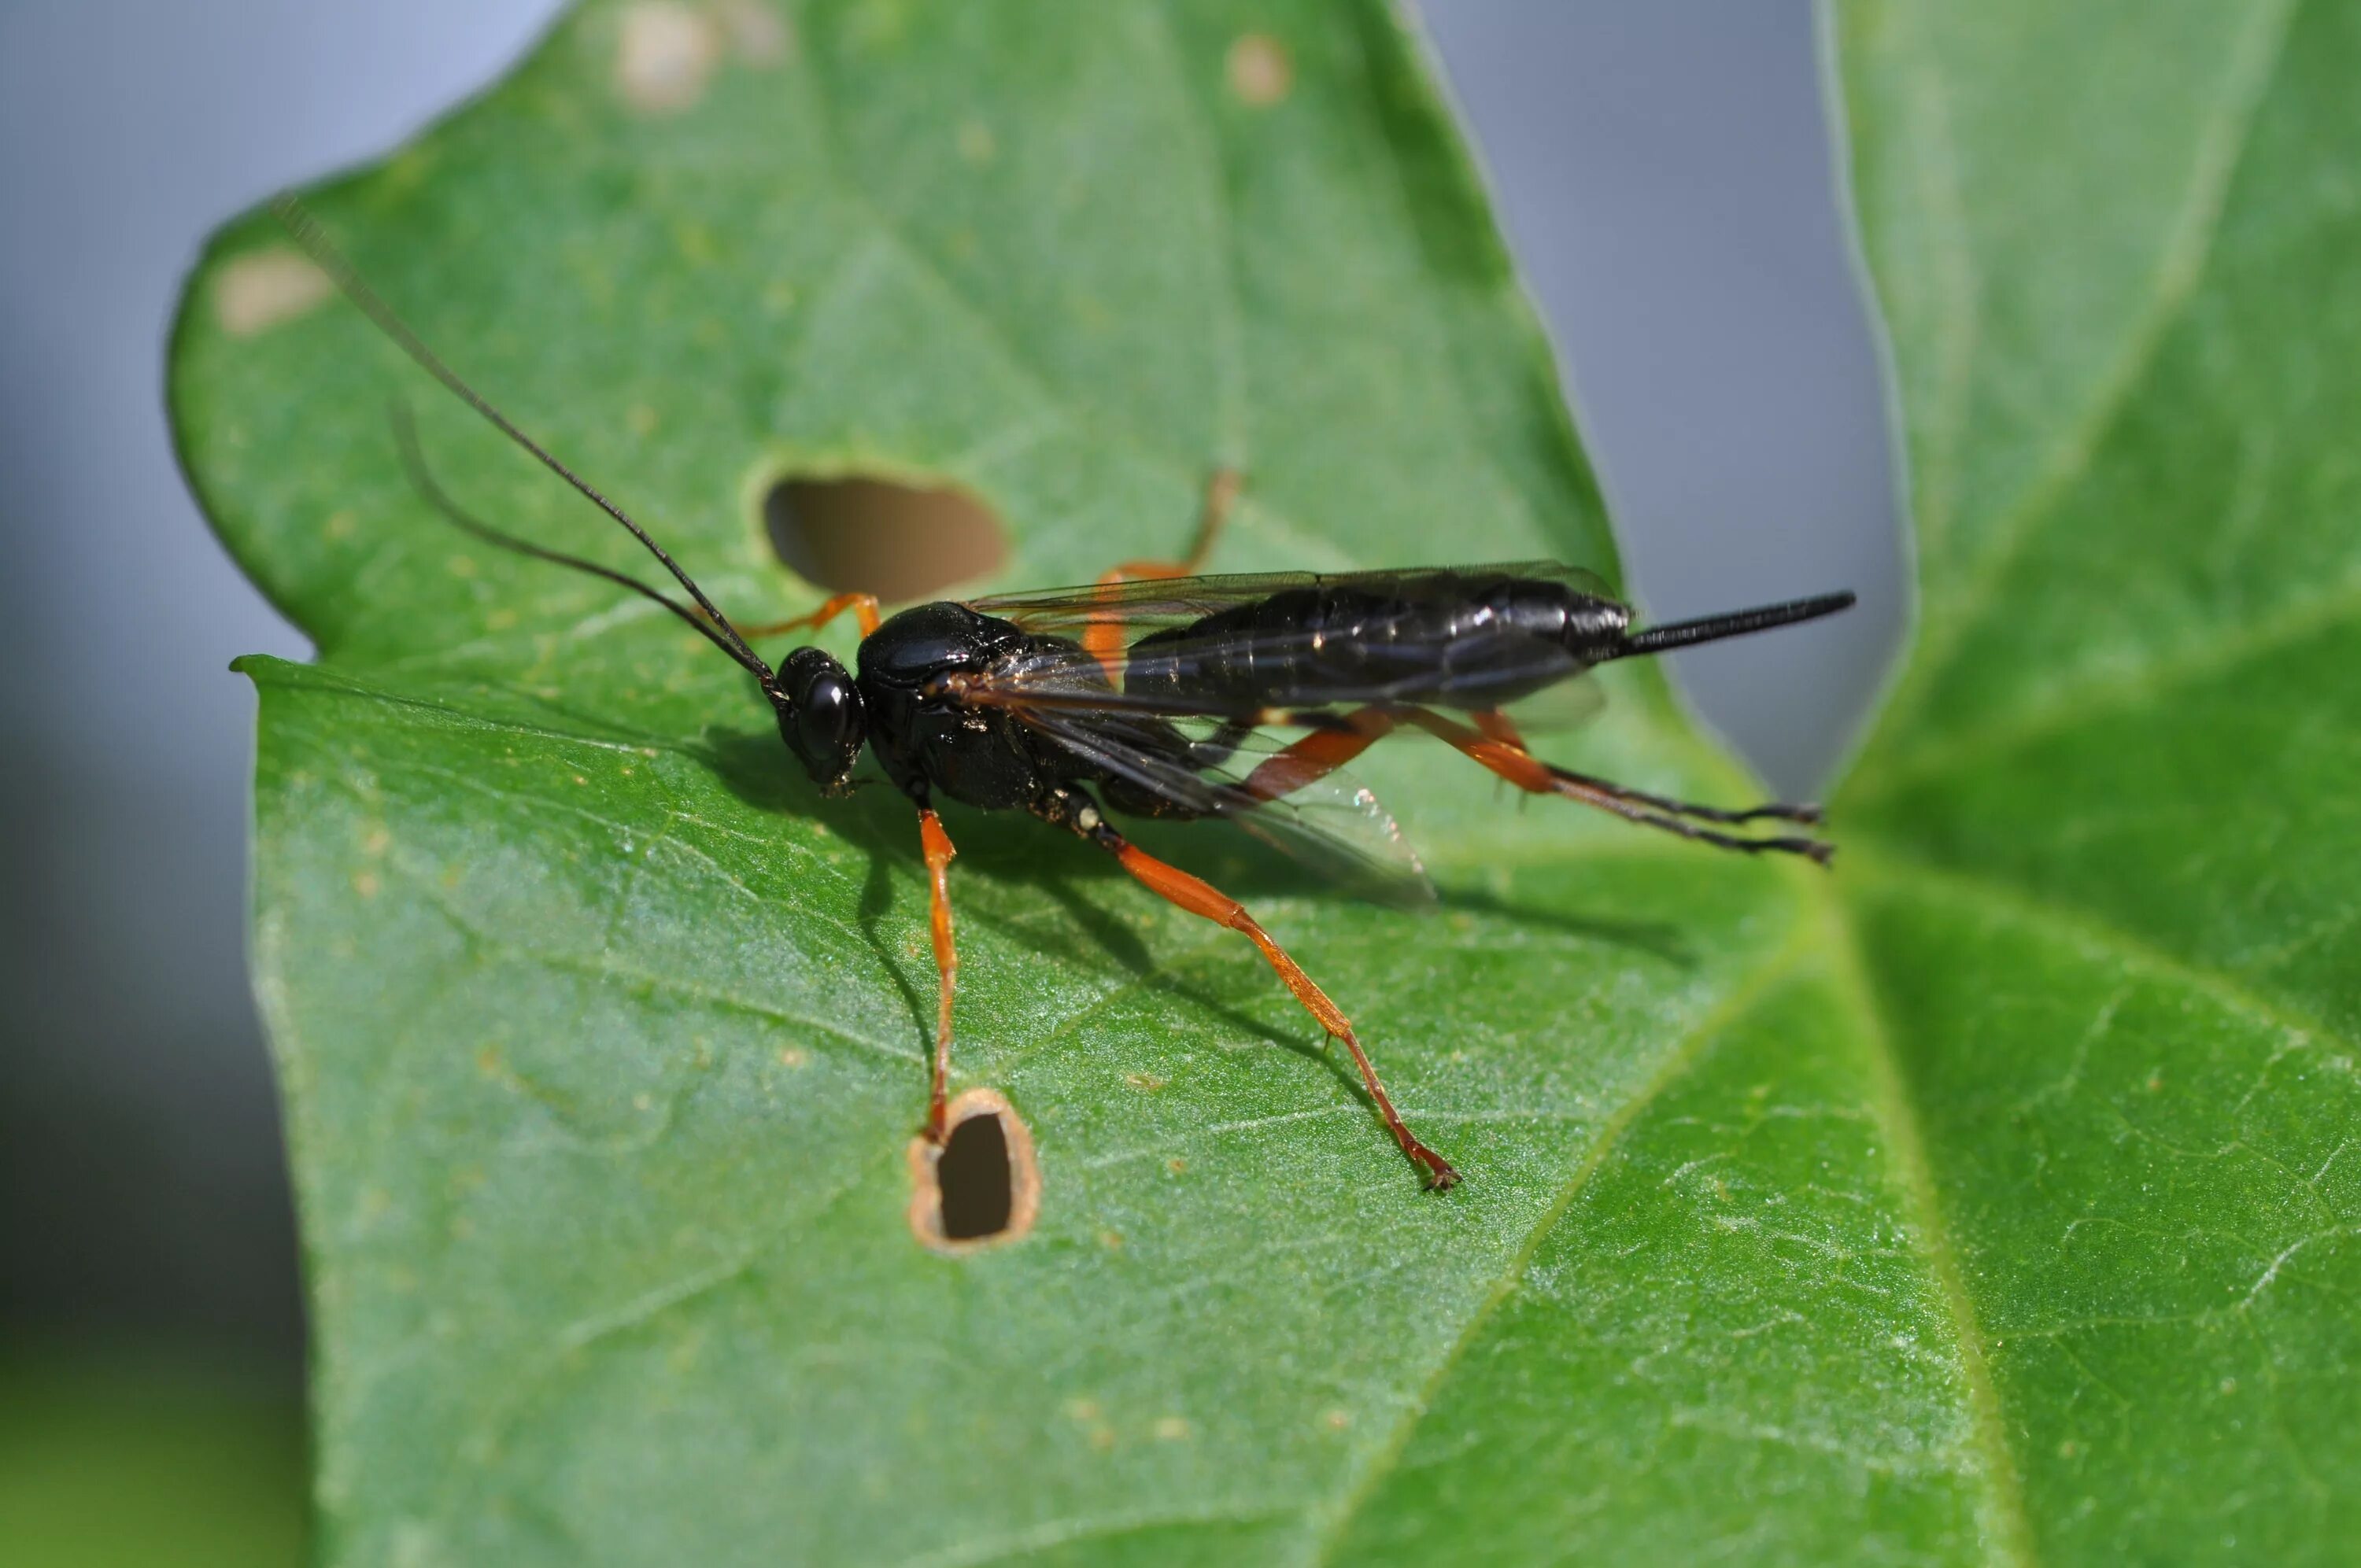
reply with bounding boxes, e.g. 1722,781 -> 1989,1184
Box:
1496,670 -> 1609,733
966,560 -> 1619,647
1005,699 -> 1438,912
968,611 -> 1598,719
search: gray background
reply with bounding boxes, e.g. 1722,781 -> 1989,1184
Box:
0,0 -> 1897,1374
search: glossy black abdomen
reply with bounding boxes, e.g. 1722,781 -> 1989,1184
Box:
1125,569 -> 1628,711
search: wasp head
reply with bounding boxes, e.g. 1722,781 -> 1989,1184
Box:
772,646 -> 867,795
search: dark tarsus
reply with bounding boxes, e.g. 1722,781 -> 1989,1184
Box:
275,197 -> 1856,1194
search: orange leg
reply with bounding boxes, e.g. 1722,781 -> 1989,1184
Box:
738,591 -> 882,641
1231,703 -> 1820,854
917,807 -> 959,1141
1104,832 -> 1458,1189
1084,467 -> 1241,681
1406,709 -> 1832,862
1472,710 -> 1526,749
1466,710 -> 1820,826
1238,707 -> 1397,802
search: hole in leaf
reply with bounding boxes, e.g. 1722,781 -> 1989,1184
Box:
763,474 -> 1007,604
906,1087 -> 1038,1254
937,1114 -> 1012,1240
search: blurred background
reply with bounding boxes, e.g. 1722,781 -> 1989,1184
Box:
0,2 -> 1897,1558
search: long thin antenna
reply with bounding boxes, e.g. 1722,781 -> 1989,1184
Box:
391,404 -> 774,681
270,194 -> 772,681
1607,590 -> 1857,660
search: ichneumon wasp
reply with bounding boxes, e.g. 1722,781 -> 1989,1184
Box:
277,199 -> 1853,1191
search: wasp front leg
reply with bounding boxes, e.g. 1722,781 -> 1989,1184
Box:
914,803 -> 959,1142
737,592 -> 882,641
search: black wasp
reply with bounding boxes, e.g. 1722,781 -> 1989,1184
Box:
281,202 -> 1853,1190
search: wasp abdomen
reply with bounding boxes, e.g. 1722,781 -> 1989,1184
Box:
1125,570 -> 1628,710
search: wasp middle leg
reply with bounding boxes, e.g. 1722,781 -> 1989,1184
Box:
1083,467 -> 1241,681
1096,466 -> 1240,585
1033,787 -> 1458,1189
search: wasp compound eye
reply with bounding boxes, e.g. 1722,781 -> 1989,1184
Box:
778,646 -> 865,792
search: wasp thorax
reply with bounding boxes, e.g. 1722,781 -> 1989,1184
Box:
777,645 -> 866,794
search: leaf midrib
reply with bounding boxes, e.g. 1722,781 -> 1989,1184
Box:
1821,891 -> 2038,1568
1303,918 -> 1820,1563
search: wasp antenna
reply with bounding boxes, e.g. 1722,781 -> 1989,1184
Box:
270,194 -> 770,678
389,403 -> 775,683
1608,590 -> 1857,659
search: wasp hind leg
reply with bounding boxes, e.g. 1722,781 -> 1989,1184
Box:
1034,788 -> 1457,1189
1410,709 -> 1832,862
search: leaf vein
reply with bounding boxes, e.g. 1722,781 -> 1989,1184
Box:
1879,0 -> 2300,738
1303,927 -> 1814,1563
1822,898 -> 2039,1568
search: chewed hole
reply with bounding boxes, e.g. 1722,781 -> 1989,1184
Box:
907,1088 -> 1039,1254
764,474 -> 1008,604
938,1114 -> 1012,1239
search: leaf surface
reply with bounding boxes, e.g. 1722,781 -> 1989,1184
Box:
168,1 -> 2359,1562
1828,0 -> 2361,1559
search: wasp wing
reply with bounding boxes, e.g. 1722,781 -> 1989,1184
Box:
951,565 -> 1635,903
953,636 -> 1433,908
966,561 -> 1620,647
971,592 -> 1603,719
1014,699 -> 1437,911
1493,670 -> 1609,733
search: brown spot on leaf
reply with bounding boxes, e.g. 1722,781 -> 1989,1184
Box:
1226,33 -> 1292,106
214,248 -> 332,336
615,2 -> 722,114
715,0 -> 792,64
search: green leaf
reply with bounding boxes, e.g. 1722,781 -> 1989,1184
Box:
166,1 -> 2358,1563
1823,0 -> 2361,1559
